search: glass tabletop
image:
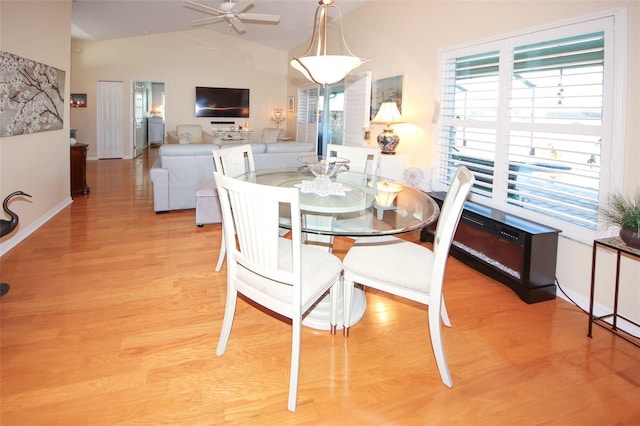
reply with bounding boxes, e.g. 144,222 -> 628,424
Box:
236,167 -> 440,237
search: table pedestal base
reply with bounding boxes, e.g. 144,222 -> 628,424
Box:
301,213 -> 368,330
303,287 -> 366,330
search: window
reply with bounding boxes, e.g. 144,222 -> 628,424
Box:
295,71 -> 372,153
434,10 -> 626,243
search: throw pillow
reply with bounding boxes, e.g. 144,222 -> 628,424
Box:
179,132 -> 192,144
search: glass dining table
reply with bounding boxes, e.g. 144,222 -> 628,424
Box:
235,166 -> 440,330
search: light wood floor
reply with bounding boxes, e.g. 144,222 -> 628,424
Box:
1,148 -> 639,425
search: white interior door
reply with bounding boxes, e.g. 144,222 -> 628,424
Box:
97,81 -> 124,159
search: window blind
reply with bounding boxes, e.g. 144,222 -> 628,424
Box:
435,15 -> 620,243
506,32 -> 604,229
296,86 -> 319,145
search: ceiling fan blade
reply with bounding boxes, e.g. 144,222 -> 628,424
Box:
238,13 -> 280,23
184,1 -> 224,16
231,0 -> 254,14
190,16 -> 226,27
230,17 -> 246,33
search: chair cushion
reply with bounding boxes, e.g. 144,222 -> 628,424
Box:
196,180 -> 217,197
236,238 -> 342,311
344,236 -> 434,292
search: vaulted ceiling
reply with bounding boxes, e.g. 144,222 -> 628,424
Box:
72,0 -> 368,51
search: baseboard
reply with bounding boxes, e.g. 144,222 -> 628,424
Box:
0,197 -> 72,257
556,282 -> 640,338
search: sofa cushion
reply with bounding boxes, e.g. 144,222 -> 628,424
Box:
218,142 -> 267,154
265,142 -> 314,153
176,124 -> 203,144
159,143 -> 217,156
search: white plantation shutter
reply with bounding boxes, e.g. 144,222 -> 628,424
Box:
506,32 -> 605,229
296,85 -> 319,146
435,12 -> 625,242
438,50 -> 500,196
342,71 -> 372,146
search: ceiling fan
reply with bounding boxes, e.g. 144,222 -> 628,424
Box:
184,0 -> 280,33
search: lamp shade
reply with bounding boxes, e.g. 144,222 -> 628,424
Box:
291,55 -> 363,86
372,102 -> 404,125
290,0 -> 365,86
374,180 -> 403,207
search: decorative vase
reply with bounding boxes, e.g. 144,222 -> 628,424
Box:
377,129 -> 399,155
619,227 -> 640,249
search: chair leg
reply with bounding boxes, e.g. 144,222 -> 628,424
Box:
343,273 -> 354,337
330,281 -> 338,335
288,317 -> 302,412
215,228 -> 226,272
428,304 -> 453,387
441,298 -> 452,328
216,288 -> 237,356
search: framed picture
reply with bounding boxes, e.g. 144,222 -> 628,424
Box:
70,93 -> 87,108
371,75 -> 403,119
288,96 -> 295,112
0,50 -> 65,136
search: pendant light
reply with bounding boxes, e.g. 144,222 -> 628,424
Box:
290,0 -> 366,86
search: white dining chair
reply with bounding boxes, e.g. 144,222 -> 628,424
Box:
214,172 -> 341,412
341,166 -> 474,388
212,144 -> 256,272
326,143 -> 380,175
326,144 -> 380,234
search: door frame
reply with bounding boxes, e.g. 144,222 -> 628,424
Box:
130,80 -> 166,158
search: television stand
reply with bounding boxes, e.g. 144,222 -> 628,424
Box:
421,192 -> 561,304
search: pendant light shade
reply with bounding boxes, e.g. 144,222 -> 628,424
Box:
290,0 -> 365,86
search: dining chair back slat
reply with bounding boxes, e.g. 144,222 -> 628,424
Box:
212,144 -> 256,272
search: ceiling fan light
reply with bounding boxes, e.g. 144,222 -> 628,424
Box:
291,55 -> 363,86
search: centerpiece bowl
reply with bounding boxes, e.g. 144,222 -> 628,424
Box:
298,155 -> 350,183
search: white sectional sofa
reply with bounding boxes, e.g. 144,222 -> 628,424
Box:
149,141 -> 315,213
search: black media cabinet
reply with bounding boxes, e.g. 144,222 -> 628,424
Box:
421,192 -> 561,304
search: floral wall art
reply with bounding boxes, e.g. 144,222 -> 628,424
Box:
371,74 -> 403,119
0,51 -> 65,137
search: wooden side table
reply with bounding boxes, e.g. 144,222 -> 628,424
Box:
588,236 -> 640,347
70,143 -> 90,197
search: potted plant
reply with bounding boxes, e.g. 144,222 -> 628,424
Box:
600,191 -> 640,249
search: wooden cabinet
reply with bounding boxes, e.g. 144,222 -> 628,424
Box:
70,143 -> 90,197
147,117 -> 164,144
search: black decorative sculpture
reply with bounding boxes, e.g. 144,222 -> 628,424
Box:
1,191 -> 32,296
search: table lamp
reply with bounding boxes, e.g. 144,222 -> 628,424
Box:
371,102 -> 405,155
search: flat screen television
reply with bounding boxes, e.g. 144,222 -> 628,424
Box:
195,86 -> 250,118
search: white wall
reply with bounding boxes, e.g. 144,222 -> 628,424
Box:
70,29 -> 289,159
288,1 -> 639,329
0,0 -> 73,254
